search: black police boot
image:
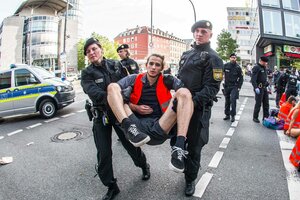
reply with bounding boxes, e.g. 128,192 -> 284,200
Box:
185,181 -> 195,196
223,115 -> 230,120
102,179 -> 120,200
231,116 -> 235,122
141,163 -> 151,180
253,118 -> 260,123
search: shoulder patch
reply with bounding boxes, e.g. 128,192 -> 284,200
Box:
213,69 -> 223,81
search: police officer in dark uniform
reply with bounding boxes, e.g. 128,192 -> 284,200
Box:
223,53 -> 243,122
117,44 -> 140,74
177,20 -> 223,196
285,67 -> 299,99
276,68 -> 290,107
80,38 -> 150,200
251,56 -> 270,123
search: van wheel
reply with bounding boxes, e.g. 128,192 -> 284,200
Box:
39,99 -> 57,119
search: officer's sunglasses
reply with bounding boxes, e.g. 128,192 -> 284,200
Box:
148,62 -> 162,67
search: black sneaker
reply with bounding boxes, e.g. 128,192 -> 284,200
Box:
169,146 -> 188,173
223,115 -> 230,120
125,124 -> 150,147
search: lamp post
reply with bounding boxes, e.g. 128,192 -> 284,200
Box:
187,0 -> 196,22
62,0 -> 69,81
149,0 -> 153,53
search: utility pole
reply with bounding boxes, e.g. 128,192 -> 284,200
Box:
149,0 -> 153,54
62,0 -> 69,81
188,0 -> 196,22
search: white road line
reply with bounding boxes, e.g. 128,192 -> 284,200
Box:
226,128 -> 235,136
276,130 -> 300,200
77,109 -> 86,113
237,110 -> 242,115
243,97 -> 248,104
235,115 -> 241,120
231,121 -> 239,127
61,113 -> 75,118
219,137 -> 231,149
208,151 -> 224,168
193,172 -> 214,198
239,107 -> 244,111
26,123 -> 42,129
240,104 -> 245,108
44,117 -> 60,123
7,129 -> 23,136
0,136 -> 4,140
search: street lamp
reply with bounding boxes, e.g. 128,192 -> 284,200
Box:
61,0 -> 69,81
150,0 -> 153,53
187,0 -> 196,22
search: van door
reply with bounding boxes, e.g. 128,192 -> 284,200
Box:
0,71 -> 14,116
13,69 -> 40,114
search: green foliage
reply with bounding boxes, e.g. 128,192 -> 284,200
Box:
77,32 -> 119,71
216,29 -> 239,62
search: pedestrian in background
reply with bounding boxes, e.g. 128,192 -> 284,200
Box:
81,38 -> 150,200
251,56 -> 270,123
223,53 -> 243,122
177,20 -> 223,196
117,44 -> 140,74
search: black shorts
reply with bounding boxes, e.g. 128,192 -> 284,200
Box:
128,114 -> 173,145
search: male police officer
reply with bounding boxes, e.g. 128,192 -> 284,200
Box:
81,38 -> 150,200
276,68 -> 290,107
223,53 -> 243,122
285,67 -> 299,99
117,44 -> 140,74
251,56 -> 270,123
177,20 -> 223,196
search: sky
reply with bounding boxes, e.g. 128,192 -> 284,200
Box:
0,0 -> 249,49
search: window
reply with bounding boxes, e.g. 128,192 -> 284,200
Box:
262,9 -> 283,35
285,12 -> 300,38
15,69 -> 38,87
261,0 -> 280,7
282,0 -> 300,11
0,71 -> 11,89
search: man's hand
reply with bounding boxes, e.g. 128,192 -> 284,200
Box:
255,88 -> 260,95
130,104 -> 153,115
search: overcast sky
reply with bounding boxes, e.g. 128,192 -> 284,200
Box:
0,0 -> 249,49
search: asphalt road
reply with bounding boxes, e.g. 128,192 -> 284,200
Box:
0,80 -> 299,200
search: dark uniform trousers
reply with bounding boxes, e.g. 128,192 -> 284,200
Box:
93,110 -> 147,186
185,108 -> 210,182
253,87 -> 269,119
224,86 -> 239,117
275,89 -> 284,107
286,87 -> 298,100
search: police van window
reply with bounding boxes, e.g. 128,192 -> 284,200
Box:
0,71 -> 12,90
15,69 -> 39,87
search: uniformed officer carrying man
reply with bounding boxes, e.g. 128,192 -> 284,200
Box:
276,68 -> 290,107
81,38 -> 150,200
285,67 -> 299,99
251,56 -> 270,123
223,53 -> 243,122
177,20 -> 223,196
117,44 -> 139,74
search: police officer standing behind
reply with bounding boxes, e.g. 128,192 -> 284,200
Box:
177,20 -> 223,196
223,53 -> 243,122
81,38 -> 150,200
117,44 -> 140,74
285,67 -> 299,99
251,56 -> 270,123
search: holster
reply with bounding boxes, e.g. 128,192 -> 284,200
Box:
85,100 -> 93,121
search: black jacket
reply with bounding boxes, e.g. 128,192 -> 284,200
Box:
251,63 -> 268,89
223,61 -> 243,89
121,58 -> 139,74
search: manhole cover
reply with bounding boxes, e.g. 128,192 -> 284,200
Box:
51,130 -> 84,142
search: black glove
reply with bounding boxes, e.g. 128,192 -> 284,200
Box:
121,86 -> 133,103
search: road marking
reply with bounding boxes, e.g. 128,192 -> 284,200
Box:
0,136 -> 4,140
193,172 -> 214,198
231,121 -> 238,127
226,128 -> 235,136
77,109 -> 86,113
61,113 -> 76,118
240,104 -> 245,108
219,137 -> 231,149
239,107 -> 244,111
237,110 -> 242,115
44,117 -> 60,123
276,130 -> 300,200
235,115 -> 241,120
243,97 -> 248,104
208,151 -> 224,168
7,129 -> 23,136
26,123 -> 42,129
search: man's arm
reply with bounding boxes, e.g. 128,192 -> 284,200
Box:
251,66 -> 259,89
237,66 -> 244,89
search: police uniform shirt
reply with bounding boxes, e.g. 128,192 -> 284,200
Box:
223,62 -> 243,88
287,74 -> 299,88
251,63 -> 268,89
121,58 -> 139,74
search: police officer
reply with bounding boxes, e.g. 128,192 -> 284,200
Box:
251,56 -> 270,123
276,68 -> 290,107
223,53 -> 243,122
177,20 -> 223,196
117,44 -> 139,74
285,67 -> 299,99
81,38 -> 150,200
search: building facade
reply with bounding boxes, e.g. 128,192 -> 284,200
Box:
114,26 -> 187,64
0,0 -> 81,73
227,6 -> 259,66
251,0 -> 300,69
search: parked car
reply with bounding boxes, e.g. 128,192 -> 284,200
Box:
0,64 -> 75,119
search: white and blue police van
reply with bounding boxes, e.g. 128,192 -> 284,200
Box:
0,64 -> 75,119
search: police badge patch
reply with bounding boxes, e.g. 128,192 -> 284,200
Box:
213,69 -> 223,81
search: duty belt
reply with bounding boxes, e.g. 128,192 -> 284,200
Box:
258,83 -> 264,88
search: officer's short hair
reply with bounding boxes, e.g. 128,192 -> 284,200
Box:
84,38 -> 102,56
191,20 -> 213,32
230,53 -> 237,57
260,56 -> 269,62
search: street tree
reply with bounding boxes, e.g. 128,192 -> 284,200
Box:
77,32 -> 119,71
216,29 -> 239,62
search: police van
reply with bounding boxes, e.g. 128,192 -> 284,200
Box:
0,64 -> 75,119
